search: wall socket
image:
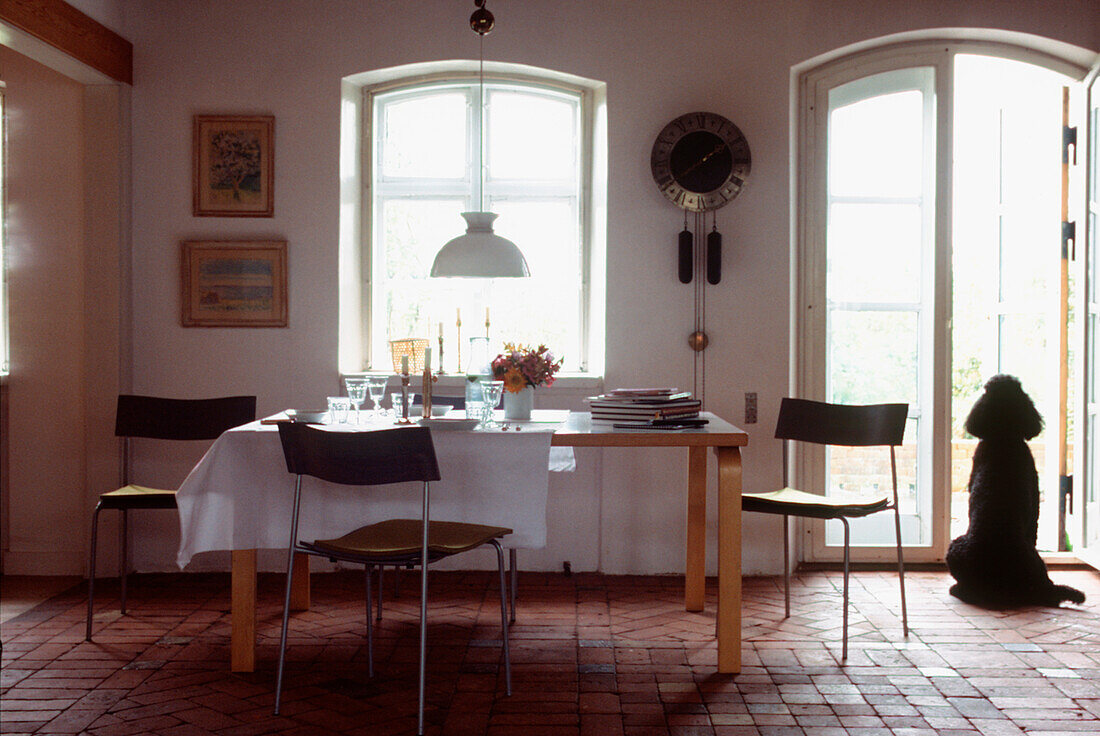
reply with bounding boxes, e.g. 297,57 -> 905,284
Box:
744,392 -> 758,424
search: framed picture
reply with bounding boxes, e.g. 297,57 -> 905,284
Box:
192,115 -> 274,217
181,240 -> 288,327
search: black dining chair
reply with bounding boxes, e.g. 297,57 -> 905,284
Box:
741,398 -> 910,660
86,394 -> 257,641
273,422 -> 512,734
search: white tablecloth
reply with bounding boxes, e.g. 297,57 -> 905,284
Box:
176,415 -> 575,567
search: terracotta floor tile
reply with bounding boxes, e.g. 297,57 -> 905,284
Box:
2,569 -> 1099,735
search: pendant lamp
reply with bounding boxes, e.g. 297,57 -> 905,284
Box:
430,0 -> 530,279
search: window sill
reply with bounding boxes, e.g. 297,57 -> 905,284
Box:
344,371 -> 604,393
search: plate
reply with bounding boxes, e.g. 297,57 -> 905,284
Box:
418,417 -> 478,431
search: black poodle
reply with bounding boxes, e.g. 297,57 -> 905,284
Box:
947,374 -> 1084,608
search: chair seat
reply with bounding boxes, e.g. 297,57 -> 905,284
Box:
98,484 -> 178,510
742,487 -> 889,519
309,519 -> 513,559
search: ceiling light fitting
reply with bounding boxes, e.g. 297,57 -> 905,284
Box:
429,0 -> 530,279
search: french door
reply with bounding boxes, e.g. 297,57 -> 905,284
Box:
797,41 -> 1094,564
1077,65 -> 1100,569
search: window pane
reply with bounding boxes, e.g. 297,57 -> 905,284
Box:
381,93 -> 467,179
827,202 -> 921,303
829,89 -> 923,199
488,200 -> 583,367
370,79 -> 589,372
828,310 -> 918,405
488,90 -> 577,181
376,198 -> 466,355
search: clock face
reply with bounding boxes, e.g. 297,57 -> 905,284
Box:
651,112 -> 751,212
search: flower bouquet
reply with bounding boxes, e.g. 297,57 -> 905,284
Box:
492,343 -> 564,392
491,343 -> 562,420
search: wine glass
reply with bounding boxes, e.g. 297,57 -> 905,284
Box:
478,380 -> 505,429
344,377 -> 368,423
366,376 -> 389,419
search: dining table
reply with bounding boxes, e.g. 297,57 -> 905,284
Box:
174,409 -> 748,674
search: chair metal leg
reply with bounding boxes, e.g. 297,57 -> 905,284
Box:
274,479 -> 304,716
841,517 -> 850,662
893,504 -> 909,637
376,565 -> 384,622
86,503 -> 104,641
417,489 -> 430,736
365,565 -> 374,678
492,540 -> 512,695
119,509 -> 129,615
274,546 -> 296,715
782,515 -> 790,619
509,547 -> 517,624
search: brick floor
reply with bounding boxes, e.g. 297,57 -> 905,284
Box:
2,568 -> 1099,735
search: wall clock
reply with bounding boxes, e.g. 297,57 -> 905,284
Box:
651,111 -> 752,402
651,111 -> 751,213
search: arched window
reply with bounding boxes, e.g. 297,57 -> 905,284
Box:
339,65 -> 607,377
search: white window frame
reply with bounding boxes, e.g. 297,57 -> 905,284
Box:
338,63 -> 607,378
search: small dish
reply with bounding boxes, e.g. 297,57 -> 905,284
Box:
288,410 -> 327,424
409,403 -> 454,418
417,417 -> 478,431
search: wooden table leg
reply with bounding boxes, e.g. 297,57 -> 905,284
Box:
290,551 -> 311,611
715,446 -> 742,674
685,445 -> 707,611
231,548 -> 257,673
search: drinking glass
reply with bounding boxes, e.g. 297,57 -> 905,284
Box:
326,396 -> 351,424
478,380 -> 505,428
366,376 -> 389,419
344,377 -> 368,423
391,392 -> 416,419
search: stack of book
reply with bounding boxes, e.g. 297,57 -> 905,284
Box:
586,388 -> 704,427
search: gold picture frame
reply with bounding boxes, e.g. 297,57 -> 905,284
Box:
181,240 -> 288,327
192,115 -> 274,217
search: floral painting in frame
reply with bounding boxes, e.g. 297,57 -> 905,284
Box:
192,115 -> 274,217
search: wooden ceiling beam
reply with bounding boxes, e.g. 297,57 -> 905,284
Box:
0,0 -> 132,85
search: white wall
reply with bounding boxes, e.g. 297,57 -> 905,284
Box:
49,0 -> 1097,576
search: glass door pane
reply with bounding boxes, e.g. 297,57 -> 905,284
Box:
823,68 -> 934,547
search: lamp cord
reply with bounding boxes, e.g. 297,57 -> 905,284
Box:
478,31 -> 485,212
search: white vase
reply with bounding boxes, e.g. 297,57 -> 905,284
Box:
503,386 -> 534,420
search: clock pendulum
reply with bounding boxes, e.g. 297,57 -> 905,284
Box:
651,111 -> 751,401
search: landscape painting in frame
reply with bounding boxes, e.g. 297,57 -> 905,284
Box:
181,241 -> 287,327
193,114 -> 274,216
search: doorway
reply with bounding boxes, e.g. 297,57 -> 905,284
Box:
796,40 -> 1092,564
950,54 -> 1071,552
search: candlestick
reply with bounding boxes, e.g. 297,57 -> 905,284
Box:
422,348 -> 437,418
397,371 -> 412,424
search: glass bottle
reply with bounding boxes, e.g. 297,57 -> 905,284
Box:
465,336 -> 492,420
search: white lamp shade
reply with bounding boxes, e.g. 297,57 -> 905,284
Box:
430,212 -> 530,278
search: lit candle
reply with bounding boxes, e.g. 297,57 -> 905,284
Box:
401,355 -> 409,374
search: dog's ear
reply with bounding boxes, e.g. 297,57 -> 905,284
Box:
964,374 -> 1044,440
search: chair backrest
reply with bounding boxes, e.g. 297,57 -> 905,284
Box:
115,395 -> 257,441
775,398 -> 907,447
277,422 -> 441,487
